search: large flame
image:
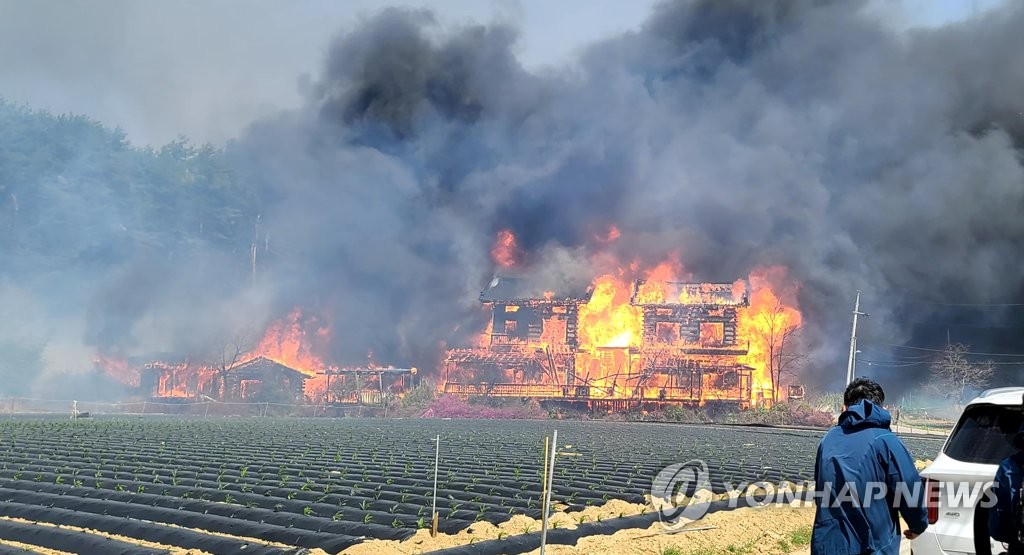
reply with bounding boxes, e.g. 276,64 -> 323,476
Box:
253,308 -> 331,377
738,267 -> 803,404
577,275 -> 641,349
578,259 -> 693,350
251,308 -> 334,398
448,246 -> 804,407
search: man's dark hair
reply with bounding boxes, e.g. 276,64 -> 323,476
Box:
844,378 -> 885,406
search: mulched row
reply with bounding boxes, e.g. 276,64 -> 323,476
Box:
0,416 -> 945,551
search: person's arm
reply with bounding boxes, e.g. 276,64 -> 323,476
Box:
988,461 -> 1014,543
883,435 -> 928,536
813,441 -> 823,507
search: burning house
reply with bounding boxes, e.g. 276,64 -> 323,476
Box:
628,280 -> 754,407
442,276 -> 760,410
443,276 -> 592,398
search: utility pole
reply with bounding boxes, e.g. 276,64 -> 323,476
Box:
250,214 -> 261,286
846,291 -> 868,386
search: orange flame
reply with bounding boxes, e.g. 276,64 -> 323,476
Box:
252,308 -> 330,377
738,267 -> 802,404
94,354 -> 139,387
595,225 -> 621,244
491,229 -> 523,268
577,275 -> 641,349
247,308 -> 333,398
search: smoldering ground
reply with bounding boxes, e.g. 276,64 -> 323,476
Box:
4,0 -> 1024,396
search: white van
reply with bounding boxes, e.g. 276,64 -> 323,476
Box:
914,387 -> 1024,555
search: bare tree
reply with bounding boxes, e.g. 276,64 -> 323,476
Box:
207,327 -> 255,400
933,343 -> 994,404
757,300 -> 805,405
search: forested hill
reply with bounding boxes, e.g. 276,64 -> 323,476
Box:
0,99 -> 265,397
0,99 -> 256,282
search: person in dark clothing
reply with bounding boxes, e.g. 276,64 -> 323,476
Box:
989,423 -> 1024,554
811,378 -> 929,554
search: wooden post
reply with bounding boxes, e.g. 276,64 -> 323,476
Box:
325,370 -> 332,404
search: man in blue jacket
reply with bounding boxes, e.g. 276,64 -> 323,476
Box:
989,422 -> 1024,554
811,378 -> 929,554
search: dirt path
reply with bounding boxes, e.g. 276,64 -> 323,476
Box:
343,503 -> 817,555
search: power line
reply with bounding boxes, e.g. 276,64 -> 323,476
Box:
860,358 -> 1024,367
902,320 -> 1024,329
883,343 -> 1024,357
862,353 -> 933,362
901,300 -> 1024,307
857,359 -> 927,367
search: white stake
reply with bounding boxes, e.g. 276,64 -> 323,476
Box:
431,434 -> 440,537
540,429 -> 558,555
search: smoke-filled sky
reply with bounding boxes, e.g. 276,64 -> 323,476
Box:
0,0 -> 1003,146
2,0 -> 1022,398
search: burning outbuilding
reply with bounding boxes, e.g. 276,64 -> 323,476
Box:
138,356 -> 307,402
218,356 -> 307,402
127,308 -> 415,406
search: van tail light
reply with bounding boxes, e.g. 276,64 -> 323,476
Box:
925,478 -> 940,524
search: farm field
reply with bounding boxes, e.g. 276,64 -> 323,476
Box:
0,417 -> 945,554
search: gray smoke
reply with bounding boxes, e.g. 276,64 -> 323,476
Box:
5,0 -> 1023,397
228,1 -> 1024,391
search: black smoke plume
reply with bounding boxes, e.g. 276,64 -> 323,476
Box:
228,1 -> 1024,392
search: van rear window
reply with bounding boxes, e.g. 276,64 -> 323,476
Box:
944,404 -> 1024,465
